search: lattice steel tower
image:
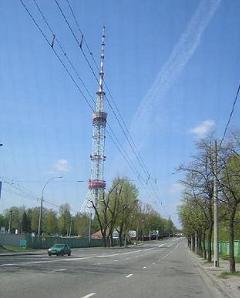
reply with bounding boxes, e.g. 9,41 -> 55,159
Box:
88,27 -> 107,205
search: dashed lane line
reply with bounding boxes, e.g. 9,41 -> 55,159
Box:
125,273 -> 133,278
81,293 -> 96,298
158,243 -> 166,248
53,268 -> 66,272
0,243 -> 171,267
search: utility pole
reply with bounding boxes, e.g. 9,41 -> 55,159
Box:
213,140 -> 219,267
88,211 -> 92,247
8,210 -> 12,233
69,216 -> 72,237
38,176 -> 62,237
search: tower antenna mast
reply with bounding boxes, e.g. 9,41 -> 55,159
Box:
88,26 -> 107,205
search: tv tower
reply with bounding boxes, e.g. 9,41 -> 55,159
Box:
88,27 -> 107,205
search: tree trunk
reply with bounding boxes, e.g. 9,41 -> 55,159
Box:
191,234 -> 195,251
207,222 -> 213,262
229,211 -> 236,273
195,231 -> 198,254
202,230 -> 207,259
198,231 -> 202,256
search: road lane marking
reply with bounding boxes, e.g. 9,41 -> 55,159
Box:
97,253 -> 119,258
159,242 -> 179,261
81,293 -> 96,298
143,266 -> 147,269
0,256 -> 92,267
158,243 -> 166,247
0,242 -> 173,268
114,259 -> 119,262
125,273 -> 133,278
54,268 -> 66,272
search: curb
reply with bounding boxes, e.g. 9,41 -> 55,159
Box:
188,250 -> 235,298
0,251 -> 46,257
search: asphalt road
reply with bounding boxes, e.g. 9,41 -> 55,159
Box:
0,238 -> 224,298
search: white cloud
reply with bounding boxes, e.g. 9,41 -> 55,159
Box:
115,0 -> 221,170
190,120 -> 215,138
168,183 -> 184,194
52,159 -> 70,173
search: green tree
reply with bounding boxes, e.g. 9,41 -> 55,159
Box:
21,211 -> 31,233
58,203 -> 71,236
73,213 -> 89,236
45,210 -> 58,235
31,207 -> 40,233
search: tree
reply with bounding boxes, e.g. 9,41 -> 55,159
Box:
114,178 -> 138,246
31,207 -> 40,233
90,177 -> 139,247
73,213 -> 89,236
45,210 -> 58,235
58,203 -> 71,236
214,139 -> 240,273
0,214 -> 6,230
178,140 -> 215,262
21,211 -> 31,233
4,206 -> 25,233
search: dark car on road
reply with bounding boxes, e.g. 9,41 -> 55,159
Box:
48,244 -> 71,256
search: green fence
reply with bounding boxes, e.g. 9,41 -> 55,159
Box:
219,240 -> 240,257
24,234 -> 120,249
204,240 -> 240,257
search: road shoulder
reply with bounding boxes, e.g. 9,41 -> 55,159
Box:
189,249 -> 240,298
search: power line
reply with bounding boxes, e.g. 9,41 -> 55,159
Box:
20,0 -> 159,204
20,0 -> 94,112
63,1 -> 152,180
32,0 -> 147,187
19,0 -> 145,188
54,0 -> 157,191
220,82 -> 240,145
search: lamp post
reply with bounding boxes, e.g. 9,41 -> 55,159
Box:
37,176 -> 62,237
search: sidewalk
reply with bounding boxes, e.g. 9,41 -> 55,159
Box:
190,250 -> 240,298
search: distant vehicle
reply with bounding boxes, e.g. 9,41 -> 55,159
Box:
48,244 -> 71,256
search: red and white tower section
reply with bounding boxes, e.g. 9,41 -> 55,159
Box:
88,27 -> 107,205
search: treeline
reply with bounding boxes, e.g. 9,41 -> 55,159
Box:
178,133 -> 240,273
0,177 -> 176,246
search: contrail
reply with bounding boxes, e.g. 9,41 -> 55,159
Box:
129,0 -> 221,150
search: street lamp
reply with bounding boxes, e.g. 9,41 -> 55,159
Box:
37,176 -> 62,236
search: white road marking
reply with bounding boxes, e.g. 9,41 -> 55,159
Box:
125,273 -> 133,278
54,268 -> 66,272
158,243 -> 166,247
143,266 -> 147,269
159,242 -> 179,261
97,253 -> 119,258
114,259 -> 119,262
0,256 -> 92,267
1,242 -> 174,268
81,293 -> 96,298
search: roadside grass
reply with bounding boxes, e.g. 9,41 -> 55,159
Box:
0,245 -> 34,252
0,245 -> 8,253
219,271 -> 240,279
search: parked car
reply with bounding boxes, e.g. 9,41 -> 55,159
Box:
48,244 -> 71,256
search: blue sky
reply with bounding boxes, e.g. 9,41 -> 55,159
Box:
0,0 -> 239,227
